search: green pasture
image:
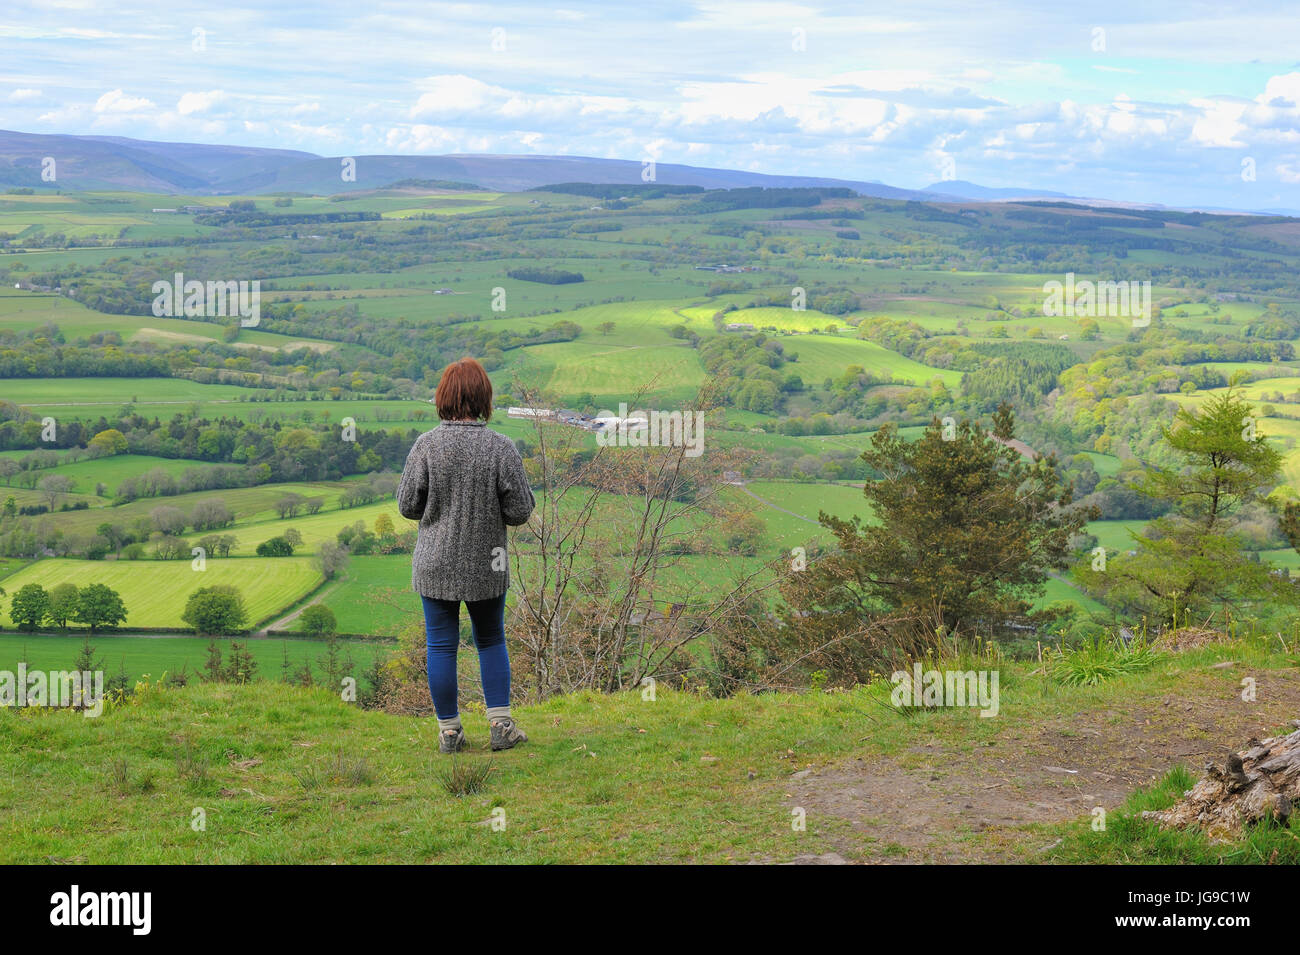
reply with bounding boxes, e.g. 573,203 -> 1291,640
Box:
30,481 -> 364,539
0,632 -> 390,681
4,376 -> 252,406
187,500 -> 410,556
0,556 -> 323,629
785,334 -> 963,387
0,452 -> 213,496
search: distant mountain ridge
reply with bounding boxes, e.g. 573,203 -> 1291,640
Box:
0,129 -> 1294,215
921,179 -> 1072,200
0,129 -> 950,198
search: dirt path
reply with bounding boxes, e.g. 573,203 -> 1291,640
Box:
670,302 -> 709,323
777,666 -> 1300,864
255,579 -> 345,636
736,484 -> 823,526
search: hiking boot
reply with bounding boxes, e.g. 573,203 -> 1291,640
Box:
490,718 -> 527,751
439,726 -> 467,753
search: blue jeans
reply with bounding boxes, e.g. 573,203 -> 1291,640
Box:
420,593 -> 510,719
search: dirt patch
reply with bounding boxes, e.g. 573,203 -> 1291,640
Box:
777,666 -> 1300,863
1152,627 -> 1223,652
135,327 -> 217,345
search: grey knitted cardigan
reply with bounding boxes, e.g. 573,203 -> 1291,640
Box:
396,420 -> 535,602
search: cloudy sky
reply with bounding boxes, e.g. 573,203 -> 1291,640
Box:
3,0 -> 1300,209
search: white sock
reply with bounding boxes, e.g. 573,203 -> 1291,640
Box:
486,706 -> 511,724
437,715 -> 462,734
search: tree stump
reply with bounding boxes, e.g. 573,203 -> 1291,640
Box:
1142,722 -> 1300,840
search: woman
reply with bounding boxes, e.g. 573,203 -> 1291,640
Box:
397,357 -> 535,753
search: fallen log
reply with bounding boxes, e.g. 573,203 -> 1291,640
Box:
1142,722 -> 1300,840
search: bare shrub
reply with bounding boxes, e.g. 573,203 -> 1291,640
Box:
506,380 -> 785,699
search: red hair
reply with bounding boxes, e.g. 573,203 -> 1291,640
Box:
435,357 -> 494,421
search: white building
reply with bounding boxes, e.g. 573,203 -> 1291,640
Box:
592,413 -> 650,432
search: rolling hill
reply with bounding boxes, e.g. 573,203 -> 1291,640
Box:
0,129 -> 1024,201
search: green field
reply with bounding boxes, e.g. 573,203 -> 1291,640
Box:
735,480 -> 867,547
4,376 -> 254,405
0,557 -> 322,629
1086,520 -> 1148,552
0,287 -> 336,355
780,334 -> 963,388
0,452 -> 214,496
184,500 -> 411,557
1036,575 -> 1108,614
321,555 -> 417,636
507,338 -> 706,405
24,480 -> 367,539
0,632 -> 390,682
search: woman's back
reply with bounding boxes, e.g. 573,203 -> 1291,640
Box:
397,420 -> 534,602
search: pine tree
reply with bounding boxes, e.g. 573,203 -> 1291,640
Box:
780,405 -> 1089,673
73,636 -> 101,673
1082,388 -> 1295,625
202,640 -> 224,683
225,642 -> 257,684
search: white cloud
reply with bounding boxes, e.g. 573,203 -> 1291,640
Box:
285,120 -> 344,142
8,88 -> 42,101
385,124 -> 459,152
1259,72 -> 1300,108
1189,97 -> 1247,148
93,89 -> 154,114
0,24 -> 148,40
1277,161 -> 1300,184
410,75 -> 504,118
177,90 -> 226,115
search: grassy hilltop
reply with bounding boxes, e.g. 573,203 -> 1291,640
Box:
4,635 -> 1297,865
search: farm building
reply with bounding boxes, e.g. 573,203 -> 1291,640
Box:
695,263 -> 759,273
592,412 -> 649,432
